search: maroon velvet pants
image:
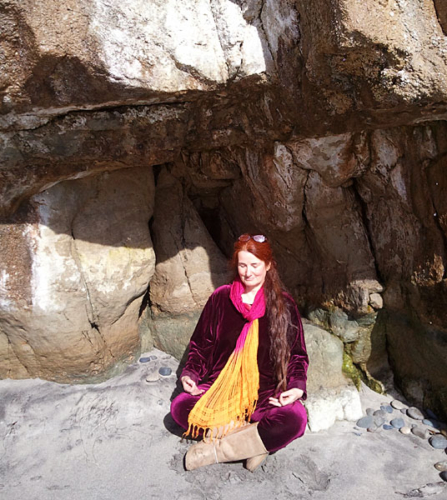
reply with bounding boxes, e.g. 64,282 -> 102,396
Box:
170,386 -> 307,453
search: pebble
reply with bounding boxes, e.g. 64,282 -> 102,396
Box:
429,435 -> 447,450
391,400 -> 406,410
366,408 -> 375,416
441,471 -> 447,482
435,461 -> 447,472
373,409 -> 386,418
391,418 -> 405,429
400,426 -> 411,435
373,417 -> 385,427
407,407 -> 425,420
400,408 -> 407,415
146,372 -> 159,383
140,355 -> 158,363
357,416 -> 374,428
159,367 -> 172,377
423,418 -> 436,427
381,405 -> 393,414
383,424 -> 394,430
423,418 -> 445,430
412,426 -> 429,439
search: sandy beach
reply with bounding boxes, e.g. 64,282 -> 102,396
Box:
1,350 -> 445,500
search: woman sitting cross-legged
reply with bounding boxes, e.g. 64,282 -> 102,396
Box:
170,233 -> 309,471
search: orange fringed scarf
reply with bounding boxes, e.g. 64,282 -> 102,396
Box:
185,279 -> 265,440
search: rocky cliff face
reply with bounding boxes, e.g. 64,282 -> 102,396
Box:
1,0 -> 446,417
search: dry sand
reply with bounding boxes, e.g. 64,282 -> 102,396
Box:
1,350 -> 445,500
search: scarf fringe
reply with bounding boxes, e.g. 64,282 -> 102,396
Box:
184,406 -> 258,442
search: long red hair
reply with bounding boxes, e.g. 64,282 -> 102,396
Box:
230,234 -> 292,392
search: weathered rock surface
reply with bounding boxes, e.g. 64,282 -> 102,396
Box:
303,322 -> 362,432
143,168 -> 229,360
0,167 -> 155,381
150,169 -> 229,316
3,0 -> 447,214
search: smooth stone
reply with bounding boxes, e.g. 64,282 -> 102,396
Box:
374,409 -> 386,418
391,418 -> 405,429
150,355 -> 158,361
441,471 -> 447,482
145,372 -> 159,383
374,417 -> 385,427
381,405 -> 393,414
400,426 -> 411,435
366,408 -> 375,416
435,461 -> 447,472
391,400 -> 406,410
357,416 -> 374,428
159,367 -> 172,376
423,419 -> 445,430
407,407 -> 425,420
412,426 -> 429,439
429,435 -> 447,449
383,424 -> 394,430
139,357 -> 152,363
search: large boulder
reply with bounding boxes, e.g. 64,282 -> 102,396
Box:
143,168 -> 229,360
304,322 -> 362,432
356,126 -> 447,416
0,167 -> 155,382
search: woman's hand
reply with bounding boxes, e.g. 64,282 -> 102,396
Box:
181,375 -> 205,396
269,388 -> 304,407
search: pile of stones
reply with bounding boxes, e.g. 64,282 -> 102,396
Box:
139,354 -> 174,382
356,399 -> 447,482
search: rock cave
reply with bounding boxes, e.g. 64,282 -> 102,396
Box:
1,0 -> 447,429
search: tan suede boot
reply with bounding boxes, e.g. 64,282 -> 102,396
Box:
245,452 -> 268,472
185,422 -> 268,471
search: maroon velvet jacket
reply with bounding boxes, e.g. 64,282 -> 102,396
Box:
181,284 -> 309,410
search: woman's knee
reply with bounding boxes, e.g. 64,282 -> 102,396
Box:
170,393 -> 196,429
257,401 -> 307,452
279,402 -> 307,436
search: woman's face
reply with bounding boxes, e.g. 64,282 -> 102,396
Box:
237,250 -> 270,292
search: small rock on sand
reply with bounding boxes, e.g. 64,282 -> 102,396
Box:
407,407 -> 425,420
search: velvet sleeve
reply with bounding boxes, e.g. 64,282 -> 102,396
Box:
180,291 -> 218,384
285,296 -> 309,400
